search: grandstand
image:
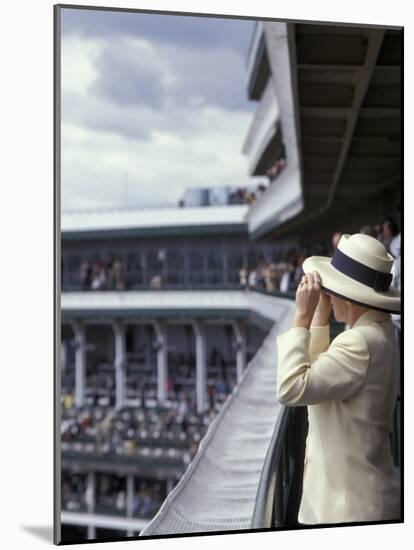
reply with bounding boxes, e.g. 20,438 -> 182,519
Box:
59,207 -> 299,541
58,18 -> 401,544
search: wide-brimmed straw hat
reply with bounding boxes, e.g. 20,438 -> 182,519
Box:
302,233 -> 400,313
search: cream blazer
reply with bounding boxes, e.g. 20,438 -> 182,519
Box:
276,309 -> 401,524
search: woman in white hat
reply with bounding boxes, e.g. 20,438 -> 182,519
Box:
276,233 -> 401,525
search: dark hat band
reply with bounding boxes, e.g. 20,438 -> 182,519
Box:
331,247 -> 393,292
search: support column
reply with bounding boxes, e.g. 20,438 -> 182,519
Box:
85,471 -> 96,540
192,320 -> 207,414
152,320 -> 168,405
232,321 -> 246,384
111,321 -> 126,411
70,321 -> 86,408
126,474 -> 135,536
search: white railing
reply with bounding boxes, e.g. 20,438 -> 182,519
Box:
247,167 -> 303,238
61,289 -> 292,325
242,79 -> 280,176
61,511 -> 148,532
61,205 -> 249,234
246,22 -> 304,238
246,21 -> 265,80
140,299 -> 295,535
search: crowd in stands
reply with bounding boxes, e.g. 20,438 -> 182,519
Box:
60,344 -> 241,524
62,347 -> 238,411
68,214 -> 400,294
79,258 -> 126,291
266,144 -> 287,183
61,397 -> 214,466
334,217 -> 401,292
61,346 -> 240,459
227,183 -> 268,205
241,216 -> 401,295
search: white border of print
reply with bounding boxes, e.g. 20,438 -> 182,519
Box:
0,0 -> 410,549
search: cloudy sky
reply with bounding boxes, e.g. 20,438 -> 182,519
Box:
60,7 -> 259,211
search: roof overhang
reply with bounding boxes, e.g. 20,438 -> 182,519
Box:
246,22 -> 402,241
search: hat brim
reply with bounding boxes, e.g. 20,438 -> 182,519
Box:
303,256 -> 401,314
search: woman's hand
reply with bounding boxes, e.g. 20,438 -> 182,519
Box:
311,290 -> 332,327
293,271 -> 322,329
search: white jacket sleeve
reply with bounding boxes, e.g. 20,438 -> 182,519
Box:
309,325 -> 330,362
276,327 -> 370,406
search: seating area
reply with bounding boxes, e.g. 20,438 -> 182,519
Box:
61,399 -> 223,468
62,352 -> 238,411
61,471 -> 88,513
61,470 -> 166,521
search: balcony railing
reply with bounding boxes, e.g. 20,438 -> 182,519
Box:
246,21 -> 270,101
251,406 -> 307,528
242,79 -> 280,176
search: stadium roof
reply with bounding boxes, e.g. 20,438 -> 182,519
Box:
61,205 -> 249,240
245,22 -> 402,240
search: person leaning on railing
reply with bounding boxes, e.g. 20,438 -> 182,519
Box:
276,233 -> 401,525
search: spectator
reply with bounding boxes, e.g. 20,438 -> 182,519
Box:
264,262 -> 279,292
244,191 -> 256,204
215,377 -> 230,403
374,223 -> 384,242
177,392 -> 189,418
63,392 -> 74,410
266,147 -> 287,183
91,262 -> 107,290
382,217 -> 400,258
150,275 -> 162,289
239,265 -> 248,289
80,261 -> 92,290
140,485 -> 154,517
166,377 -> 176,400
133,485 -> 144,515
248,268 -> 257,289
382,217 -> 401,291
256,259 -> 268,290
391,257 -> 401,292
279,260 -> 295,293
331,231 -> 342,252
293,252 -> 307,287
360,225 -> 377,238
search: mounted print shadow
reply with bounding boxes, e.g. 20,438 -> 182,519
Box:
54,3 -> 403,545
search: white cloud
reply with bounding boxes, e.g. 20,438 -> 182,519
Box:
60,28 -> 258,211
61,34 -> 100,96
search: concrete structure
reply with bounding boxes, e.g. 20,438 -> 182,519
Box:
61,290 -> 282,413
244,21 -> 401,241
61,204 -> 248,240
60,290 -> 291,538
